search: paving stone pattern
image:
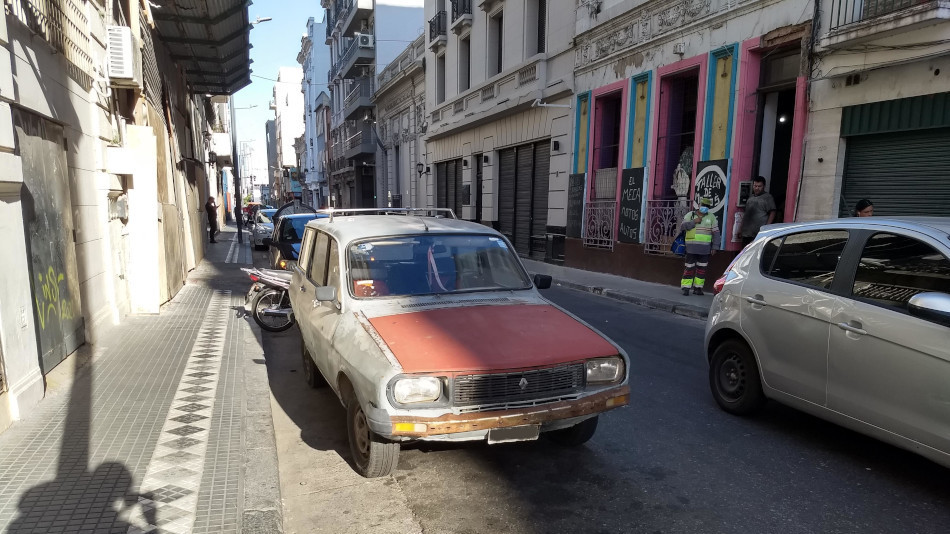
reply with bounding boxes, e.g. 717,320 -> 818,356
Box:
0,282 -> 247,533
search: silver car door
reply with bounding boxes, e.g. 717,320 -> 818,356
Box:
827,231 -> 950,453
290,228 -> 318,351
739,230 -> 849,406
313,236 -> 344,387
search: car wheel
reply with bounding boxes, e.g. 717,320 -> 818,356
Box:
301,347 -> 326,388
345,392 -> 399,478
709,339 -> 766,415
546,415 -> 598,446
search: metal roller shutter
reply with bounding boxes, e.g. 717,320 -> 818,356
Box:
454,159 -> 464,217
446,160 -> 457,216
436,162 -> 448,209
841,128 -> 950,217
531,141 -> 551,259
515,145 -> 535,256
498,148 -> 517,243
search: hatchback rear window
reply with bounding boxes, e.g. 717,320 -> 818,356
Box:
762,230 -> 849,290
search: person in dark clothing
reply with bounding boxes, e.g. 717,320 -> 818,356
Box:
205,196 -> 218,243
854,198 -> 874,217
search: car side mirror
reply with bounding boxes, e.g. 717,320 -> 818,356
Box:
533,274 -> 552,290
908,292 -> 950,327
314,285 -> 337,303
262,237 -> 273,247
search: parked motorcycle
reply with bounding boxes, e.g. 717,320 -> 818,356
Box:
241,267 -> 296,332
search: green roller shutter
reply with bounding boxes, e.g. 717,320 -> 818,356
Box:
840,128 -> 950,217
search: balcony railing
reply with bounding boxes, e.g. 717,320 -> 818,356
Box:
429,11 -> 447,41
451,0 -> 473,21
644,199 -> 691,255
6,0 -> 93,90
582,201 -> 617,250
830,0 -> 932,29
345,79 -> 374,108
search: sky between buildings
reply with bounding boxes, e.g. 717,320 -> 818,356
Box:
234,0 -> 327,187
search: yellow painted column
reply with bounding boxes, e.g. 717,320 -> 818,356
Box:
709,54 -> 734,160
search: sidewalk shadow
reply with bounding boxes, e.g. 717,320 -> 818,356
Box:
7,347 -> 155,532
259,326 -> 350,460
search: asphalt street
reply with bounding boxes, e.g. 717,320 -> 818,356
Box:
255,246 -> 950,534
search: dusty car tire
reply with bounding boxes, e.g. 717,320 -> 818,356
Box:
709,339 -> 766,415
547,415 -> 598,446
346,393 -> 399,478
301,347 -> 326,388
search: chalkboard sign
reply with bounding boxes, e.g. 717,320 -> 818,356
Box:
617,168 -> 644,244
694,160 -> 729,240
566,173 -> 586,238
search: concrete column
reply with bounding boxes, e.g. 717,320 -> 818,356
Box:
126,125 -> 160,314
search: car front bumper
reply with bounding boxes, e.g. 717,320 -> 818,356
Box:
372,386 -> 630,439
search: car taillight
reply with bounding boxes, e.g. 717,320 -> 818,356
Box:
249,274 -> 259,282
713,255 -> 743,294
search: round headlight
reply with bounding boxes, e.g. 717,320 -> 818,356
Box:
392,376 -> 442,404
586,357 -> 624,384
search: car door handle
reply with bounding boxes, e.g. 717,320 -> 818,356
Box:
837,322 -> 867,336
299,285 -> 307,292
744,295 -> 767,306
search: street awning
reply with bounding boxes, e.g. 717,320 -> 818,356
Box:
151,0 -> 252,95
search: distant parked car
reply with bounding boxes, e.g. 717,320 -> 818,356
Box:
288,208 -> 631,478
251,208 -> 277,250
264,213 -> 325,270
706,217 -> 950,468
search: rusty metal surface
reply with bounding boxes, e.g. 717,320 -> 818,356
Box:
389,386 -> 630,437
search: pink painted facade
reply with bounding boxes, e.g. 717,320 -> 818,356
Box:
650,54 -> 708,203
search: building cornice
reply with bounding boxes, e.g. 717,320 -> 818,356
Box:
573,0 -> 781,74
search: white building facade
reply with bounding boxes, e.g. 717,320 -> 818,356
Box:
799,0 -> 950,220
298,17 -> 332,207
375,35 -> 427,209
272,66 -> 305,202
423,0 -> 575,261
323,0 -> 425,208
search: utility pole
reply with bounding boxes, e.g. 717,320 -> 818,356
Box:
229,97 -> 243,243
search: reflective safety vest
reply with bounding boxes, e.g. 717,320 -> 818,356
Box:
684,212 -> 718,249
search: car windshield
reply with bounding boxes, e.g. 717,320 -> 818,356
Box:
259,209 -> 277,223
347,234 -> 532,298
282,216 -> 318,243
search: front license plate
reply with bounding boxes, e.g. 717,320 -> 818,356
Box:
487,425 -> 540,444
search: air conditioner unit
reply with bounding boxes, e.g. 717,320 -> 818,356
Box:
106,25 -> 143,89
356,33 -> 375,49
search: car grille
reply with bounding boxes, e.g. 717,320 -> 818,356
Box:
453,363 -> 586,408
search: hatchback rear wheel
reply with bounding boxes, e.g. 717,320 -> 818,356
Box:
709,339 -> 765,415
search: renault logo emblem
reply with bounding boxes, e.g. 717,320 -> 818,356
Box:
519,377 -> 528,390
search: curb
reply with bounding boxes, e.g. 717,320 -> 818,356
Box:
241,316 -> 284,534
551,279 -> 709,320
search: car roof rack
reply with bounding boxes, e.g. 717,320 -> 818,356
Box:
315,207 -> 457,222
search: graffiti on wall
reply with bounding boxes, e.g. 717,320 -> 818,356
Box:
34,266 -> 75,330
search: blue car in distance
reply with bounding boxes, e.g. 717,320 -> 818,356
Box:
265,213 -> 327,270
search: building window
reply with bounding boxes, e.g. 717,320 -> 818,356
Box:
526,0 -> 546,55
654,70 -> 699,200
436,53 -> 446,104
591,92 -> 622,199
488,10 -> 503,76
459,35 -> 471,92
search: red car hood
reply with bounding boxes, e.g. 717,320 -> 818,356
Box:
367,304 -> 618,373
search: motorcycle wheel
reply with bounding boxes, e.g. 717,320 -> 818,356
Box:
252,288 -> 296,332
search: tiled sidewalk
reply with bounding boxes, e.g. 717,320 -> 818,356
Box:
0,226 -> 278,533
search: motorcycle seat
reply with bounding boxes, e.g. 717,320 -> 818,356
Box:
258,269 -> 293,282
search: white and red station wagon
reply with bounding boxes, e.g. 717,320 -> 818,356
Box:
288,208 -> 630,477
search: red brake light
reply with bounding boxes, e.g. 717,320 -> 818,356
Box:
249,274 -> 259,282
713,254 -> 743,294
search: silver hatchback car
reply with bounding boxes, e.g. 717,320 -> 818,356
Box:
706,217 -> 950,468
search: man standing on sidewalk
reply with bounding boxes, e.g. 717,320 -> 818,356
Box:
205,196 -> 218,243
740,176 -> 776,247
680,197 -> 719,296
